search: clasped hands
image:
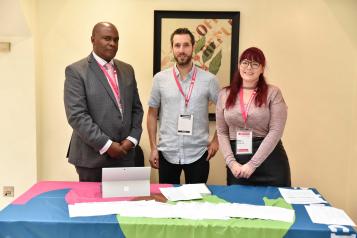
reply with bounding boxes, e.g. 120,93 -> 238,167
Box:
107,139 -> 134,159
230,161 -> 256,179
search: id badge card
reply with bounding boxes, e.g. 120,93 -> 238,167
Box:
177,114 -> 193,135
236,129 -> 253,154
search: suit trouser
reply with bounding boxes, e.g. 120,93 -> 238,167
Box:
75,166 -> 103,182
75,155 -> 135,182
158,151 -> 209,184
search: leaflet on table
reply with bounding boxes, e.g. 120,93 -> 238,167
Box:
68,200 -> 294,222
181,183 -> 211,195
159,183 -> 211,201
278,188 -> 327,204
305,205 -> 356,227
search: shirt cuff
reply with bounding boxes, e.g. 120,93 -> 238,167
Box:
99,139 -> 112,155
126,136 -> 138,147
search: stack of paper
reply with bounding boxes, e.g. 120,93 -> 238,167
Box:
159,184 -> 211,201
227,203 -> 295,222
68,200 -> 295,222
278,188 -> 327,204
305,205 -> 356,227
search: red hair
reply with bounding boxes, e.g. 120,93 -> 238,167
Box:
225,47 -> 268,109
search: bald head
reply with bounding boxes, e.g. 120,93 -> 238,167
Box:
91,22 -> 119,62
92,22 -> 117,37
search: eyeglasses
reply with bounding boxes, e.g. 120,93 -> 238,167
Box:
240,60 -> 260,69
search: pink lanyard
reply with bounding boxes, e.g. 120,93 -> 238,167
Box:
172,66 -> 198,108
98,63 -> 120,102
239,88 -> 256,125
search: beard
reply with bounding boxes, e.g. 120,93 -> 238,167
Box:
174,53 -> 193,66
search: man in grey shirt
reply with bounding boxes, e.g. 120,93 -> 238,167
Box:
147,28 -> 220,184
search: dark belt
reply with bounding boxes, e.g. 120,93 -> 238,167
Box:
230,137 -> 265,143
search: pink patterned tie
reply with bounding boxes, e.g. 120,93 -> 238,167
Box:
105,63 -> 121,108
106,63 -> 116,82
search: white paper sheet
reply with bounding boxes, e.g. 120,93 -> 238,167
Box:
305,205 -> 356,227
279,188 -> 327,204
68,200 -> 156,217
181,184 -> 211,195
68,200 -> 295,223
159,186 -> 202,201
218,203 -> 295,222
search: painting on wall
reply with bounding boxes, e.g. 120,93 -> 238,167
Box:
153,10 -> 240,120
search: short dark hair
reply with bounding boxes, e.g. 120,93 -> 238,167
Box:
170,28 -> 195,47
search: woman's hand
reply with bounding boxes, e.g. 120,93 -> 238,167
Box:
230,162 -> 242,178
237,163 -> 256,179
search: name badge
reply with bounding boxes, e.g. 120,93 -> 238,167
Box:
177,114 -> 193,135
236,129 -> 253,154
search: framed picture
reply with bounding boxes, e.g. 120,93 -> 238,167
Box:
153,10 -> 240,121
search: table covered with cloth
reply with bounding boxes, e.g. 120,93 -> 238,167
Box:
0,181 -> 355,238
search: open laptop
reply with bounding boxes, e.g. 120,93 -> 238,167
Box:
102,167 -> 151,198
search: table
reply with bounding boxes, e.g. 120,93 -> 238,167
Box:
0,181 -> 355,238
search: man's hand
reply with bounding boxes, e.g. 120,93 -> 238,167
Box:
206,131 -> 219,161
149,148 -> 159,169
107,141 -> 127,159
120,139 -> 135,153
147,107 -> 159,169
206,139 -> 219,161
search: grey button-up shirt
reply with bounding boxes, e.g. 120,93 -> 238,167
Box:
148,64 -> 220,164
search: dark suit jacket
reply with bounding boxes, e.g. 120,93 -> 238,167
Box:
64,54 -> 143,168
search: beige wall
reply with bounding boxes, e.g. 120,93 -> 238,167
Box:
1,0 -> 356,223
0,0 -> 37,209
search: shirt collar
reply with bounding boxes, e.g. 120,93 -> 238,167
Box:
173,63 -> 195,79
92,52 -> 114,66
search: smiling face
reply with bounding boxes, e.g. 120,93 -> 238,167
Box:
172,34 -> 194,66
91,23 -> 119,62
237,48 -> 266,87
239,59 -> 264,86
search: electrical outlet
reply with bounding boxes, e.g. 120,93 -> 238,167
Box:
3,186 -> 14,197
0,42 -> 11,52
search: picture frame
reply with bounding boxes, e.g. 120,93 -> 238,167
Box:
153,10 -> 240,121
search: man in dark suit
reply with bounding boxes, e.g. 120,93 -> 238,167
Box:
64,22 -> 143,182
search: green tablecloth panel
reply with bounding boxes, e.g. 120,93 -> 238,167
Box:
117,195 -> 294,238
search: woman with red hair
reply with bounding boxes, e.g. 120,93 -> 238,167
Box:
216,47 -> 291,186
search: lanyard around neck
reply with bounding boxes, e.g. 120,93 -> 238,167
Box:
239,88 -> 256,125
172,66 -> 198,108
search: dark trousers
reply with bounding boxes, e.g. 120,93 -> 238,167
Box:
158,151 -> 209,184
75,162 -> 135,182
75,147 -> 142,182
75,166 -> 102,182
